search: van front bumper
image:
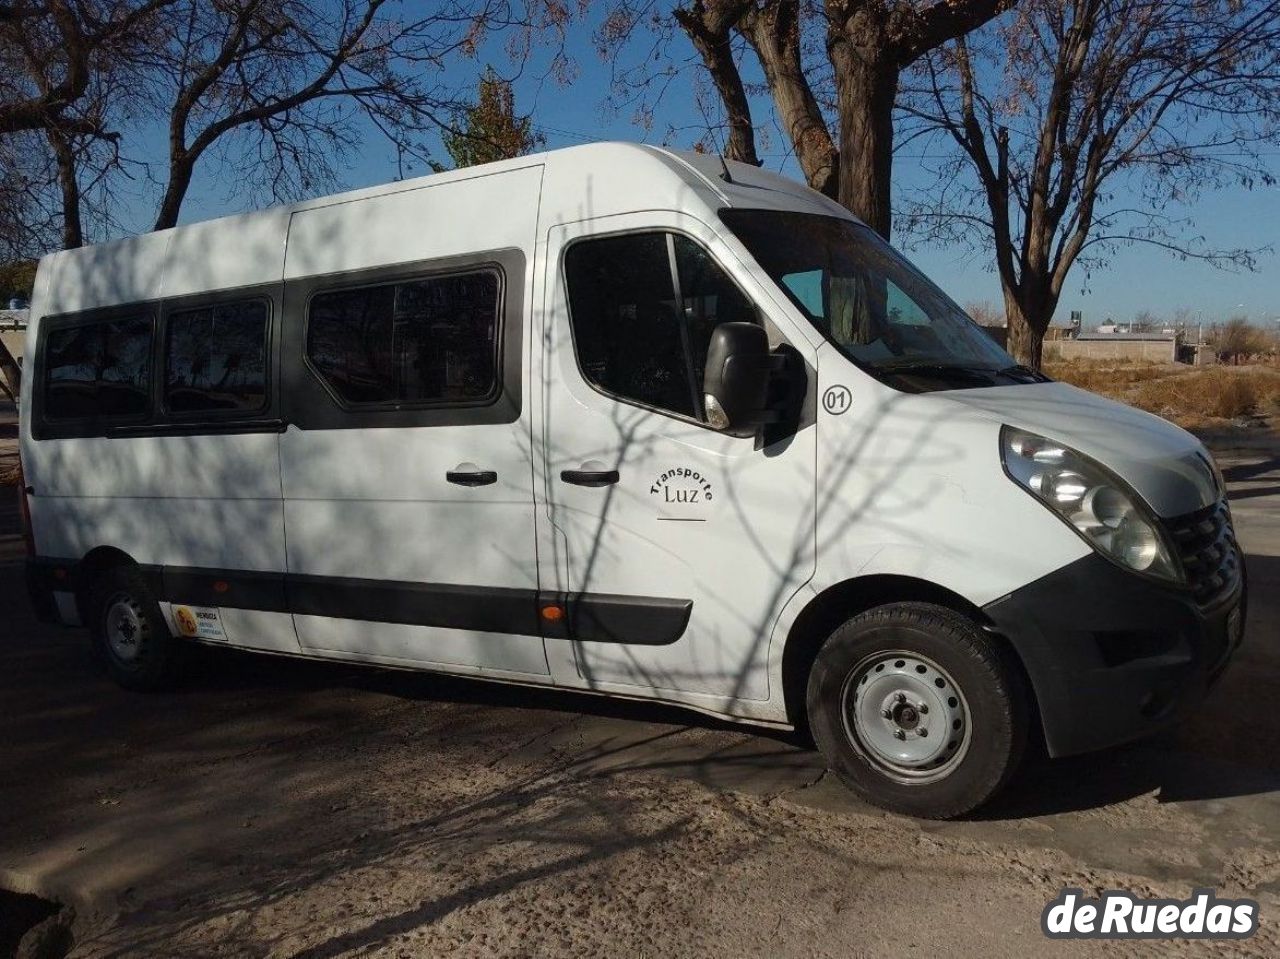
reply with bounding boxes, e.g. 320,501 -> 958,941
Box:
982,552 -> 1246,758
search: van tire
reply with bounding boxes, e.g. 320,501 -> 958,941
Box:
806,602 -> 1027,819
87,565 -> 181,692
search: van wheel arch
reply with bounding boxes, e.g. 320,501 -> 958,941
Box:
74,546 -> 143,624
782,575 -> 1039,744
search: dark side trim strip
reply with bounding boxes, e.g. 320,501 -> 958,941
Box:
33,559 -> 692,646
289,576 -> 542,636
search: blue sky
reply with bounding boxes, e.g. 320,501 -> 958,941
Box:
142,5 -> 1280,332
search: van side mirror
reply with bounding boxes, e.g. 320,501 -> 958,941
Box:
702,322 -> 774,437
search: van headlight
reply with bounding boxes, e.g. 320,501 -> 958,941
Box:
1001,426 -> 1183,583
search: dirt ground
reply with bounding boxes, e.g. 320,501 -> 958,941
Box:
2,398 -> 1280,956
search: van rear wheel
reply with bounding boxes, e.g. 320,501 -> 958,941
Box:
88,565 -> 181,692
806,602 -> 1027,819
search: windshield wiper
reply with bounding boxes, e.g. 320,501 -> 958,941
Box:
995,363 -> 1050,382
875,360 -> 999,379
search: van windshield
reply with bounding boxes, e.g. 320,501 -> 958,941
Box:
720,209 -> 1039,389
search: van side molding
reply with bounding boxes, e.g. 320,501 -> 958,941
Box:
34,559 -> 693,647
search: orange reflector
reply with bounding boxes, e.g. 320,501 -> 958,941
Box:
540,605 -> 565,622
213,580 -> 230,594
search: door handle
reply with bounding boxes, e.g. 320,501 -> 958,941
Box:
447,465 -> 497,487
560,468 -> 620,488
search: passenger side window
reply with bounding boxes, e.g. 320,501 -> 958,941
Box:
564,232 -> 758,421
307,270 -> 500,407
44,316 -> 152,422
165,300 -> 268,414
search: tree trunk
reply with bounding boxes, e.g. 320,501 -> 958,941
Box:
828,33 -> 897,238
675,4 -> 760,167
1004,296 -> 1046,369
738,2 -> 839,198
154,156 -> 195,231
47,129 -> 84,249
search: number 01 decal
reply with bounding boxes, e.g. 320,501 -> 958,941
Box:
822,385 -> 852,415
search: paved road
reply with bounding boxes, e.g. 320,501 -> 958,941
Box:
1,423 -> 1278,955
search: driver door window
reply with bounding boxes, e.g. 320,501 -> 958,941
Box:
563,232 -> 758,422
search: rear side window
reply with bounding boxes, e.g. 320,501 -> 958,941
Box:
165,300 -> 268,414
307,270 -> 501,407
43,316 -> 152,422
563,232 -> 758,421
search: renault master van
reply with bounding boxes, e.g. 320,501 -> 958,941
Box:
18,143 -> 1245,818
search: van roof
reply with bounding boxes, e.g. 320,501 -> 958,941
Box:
32,141 -> 856,316
82,141 -> 854,242
219,140 -> 851,222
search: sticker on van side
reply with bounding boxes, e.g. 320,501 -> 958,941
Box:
172,605 -> 228,641
650,468 -> 713,514
822,385 -> 852,415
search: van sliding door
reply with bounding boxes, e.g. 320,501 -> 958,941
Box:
277,167 -> 548,676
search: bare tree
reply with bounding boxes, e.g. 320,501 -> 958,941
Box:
42,123 -> 132,250
0,0 -> 175,137
964,299 -> 1004,328
3,2 -> 175,249
901,0 -> 1280,367
601,0 -> 1016,237
1131,309 -> 1160,333
1211,316 -> 1270,364
147,0 -> 567,230
0,133 -> 60,258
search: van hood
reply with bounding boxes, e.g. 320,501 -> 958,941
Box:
942,381 -> 1219,518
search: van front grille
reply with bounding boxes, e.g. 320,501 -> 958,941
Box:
1164,499 -> 1240,607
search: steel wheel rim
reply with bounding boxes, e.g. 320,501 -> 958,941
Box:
104,592 -> 146,664
840,650 -> 972,785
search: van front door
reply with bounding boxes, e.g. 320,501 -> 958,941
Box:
536,215 -> 817,706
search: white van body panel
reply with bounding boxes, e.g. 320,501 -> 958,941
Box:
39,231 -> 173,314
289,616 -> 550,676
805,343 -> 1091,600
161,208 -> 290,298
281,165 -> 543,279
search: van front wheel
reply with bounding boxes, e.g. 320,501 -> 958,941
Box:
806,602 -> 1027,819
88,565 -> 181,692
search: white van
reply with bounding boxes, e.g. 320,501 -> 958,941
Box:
17,143 -> 1245,817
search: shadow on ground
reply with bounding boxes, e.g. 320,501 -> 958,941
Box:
24,555 -> 1268,837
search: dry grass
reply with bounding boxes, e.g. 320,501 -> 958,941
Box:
1045,358 -> 1280,430
1044,359 -> 1175,392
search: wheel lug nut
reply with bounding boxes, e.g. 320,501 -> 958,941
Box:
894,729 -> 906,740
895,692 -> 906,704
918,703 -> 929,714
918,728 -> 928,737
881,708 -> 892,719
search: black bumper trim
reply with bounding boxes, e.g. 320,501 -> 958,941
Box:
983,552 -> 1246,758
